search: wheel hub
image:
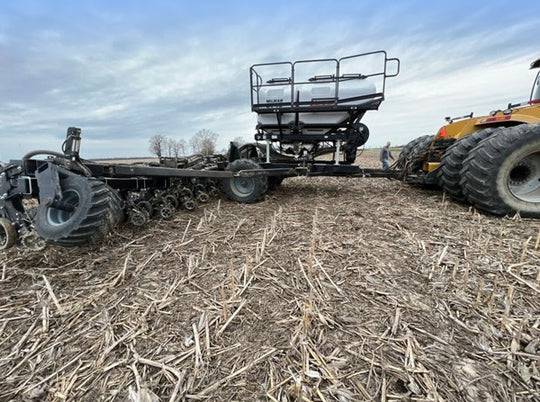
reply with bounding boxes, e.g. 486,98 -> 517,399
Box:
509,163 -> 532,185
46,189 -> 80,226
508,151 -> 540,203
231,177 -> 255,196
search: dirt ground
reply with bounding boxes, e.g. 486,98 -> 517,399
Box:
1,150 -> 539,401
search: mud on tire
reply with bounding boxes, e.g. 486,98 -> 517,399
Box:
35,175 -> 121,246
460,123 -> 540,217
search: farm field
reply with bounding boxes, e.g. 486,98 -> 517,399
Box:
1,150 -> 539,401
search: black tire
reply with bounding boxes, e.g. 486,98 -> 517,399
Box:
221,159 -> 267,203
164,194 -> 179,209
267,176 -> 285,191
405,135 -> 435,174
129,210 -> 148,227
197,192 -> 209,203
460,123 -> 540,217
437,128 -> 502,203
106,185 -> 124,229
136,200 -> 153,217
182,199 -> 196,211
179,187 -> 193,201
159,205 -> 174,220
34,175 -> 117,246
238,143 -> 263,160
395,135 -> 433,169
207,186 -> 219,197
0,218 -> 17,250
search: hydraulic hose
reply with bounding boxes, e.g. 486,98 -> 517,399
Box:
22,150 -> 65,161
22,150 -> 93,177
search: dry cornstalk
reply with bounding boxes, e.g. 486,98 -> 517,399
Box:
42,275 -> 64,315
193,348 -> 277,397
135,354 -> 185,402
217,299 -> 246,336
506,267 -> 540,294
193,323 -> 203,367
502,285 -> 515,332
520,237 -> 531,263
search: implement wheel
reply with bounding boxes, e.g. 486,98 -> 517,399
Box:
0,218 -> 17,250
267,176 -> 284,191
34,175 -> 120,246
460,123 -> 540,217
221,159 -> 267,203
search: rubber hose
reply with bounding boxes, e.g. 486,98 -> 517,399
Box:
22,150 -> 92,177
22,150 -> 65,161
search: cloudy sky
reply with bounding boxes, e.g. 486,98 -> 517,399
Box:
1,0 -> 539,161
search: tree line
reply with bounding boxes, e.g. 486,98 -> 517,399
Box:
149,129 -> 218,158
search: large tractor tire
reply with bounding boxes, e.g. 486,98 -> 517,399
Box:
106,185 -> 124,230
35,175 -> 121,246
395,135 -> 433,169
398,135 -> 437,187
460,123 -> 540,217
221,159 -> 267,203
437,127 -> 503,203
407,135 -> 435,173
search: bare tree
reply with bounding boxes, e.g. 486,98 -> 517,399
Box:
173,139 -> 187,157
149,134 -> 166,158
165,137 -> 174,157
190,129 -> 218,156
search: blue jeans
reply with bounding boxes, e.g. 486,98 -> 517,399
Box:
382,159 -> 389,170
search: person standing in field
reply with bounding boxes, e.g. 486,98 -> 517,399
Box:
380,141 -> 394,170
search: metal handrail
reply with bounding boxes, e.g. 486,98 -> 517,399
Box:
250,50 -> 400,108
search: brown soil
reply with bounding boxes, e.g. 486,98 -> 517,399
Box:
1,150 -> 539,401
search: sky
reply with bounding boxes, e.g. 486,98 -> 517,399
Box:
1,0 -> 539,161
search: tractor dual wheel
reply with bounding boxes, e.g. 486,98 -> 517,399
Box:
395,134 -> 433,169
397,135 -> 437,187
460,123 -> 540,217
404,135 -> 435,174
437,127 -> 504,203
221,159 -> 267,203
34,175 -> 122,246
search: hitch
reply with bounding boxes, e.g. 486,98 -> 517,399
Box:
0,164 -> 43,250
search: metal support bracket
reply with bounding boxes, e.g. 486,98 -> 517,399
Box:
334,140 -> 341,165
35,163 -> 65,209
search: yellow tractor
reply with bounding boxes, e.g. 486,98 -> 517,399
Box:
397,58 -> 540,218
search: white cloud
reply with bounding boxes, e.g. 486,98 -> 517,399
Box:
0,2 -> 539,161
